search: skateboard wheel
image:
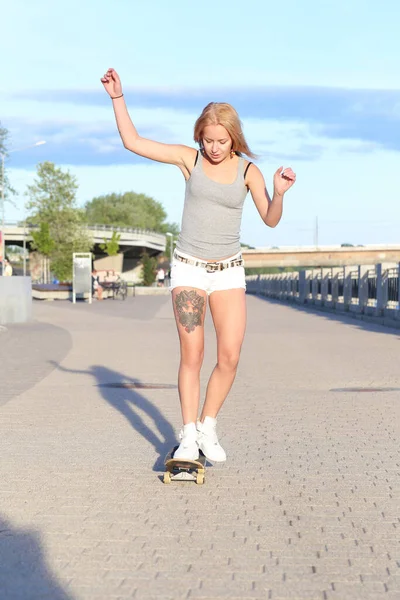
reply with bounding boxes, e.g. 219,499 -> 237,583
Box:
196,473 -> 205,485
163,472 -> 171,484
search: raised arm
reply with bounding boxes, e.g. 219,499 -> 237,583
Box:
245,163 -> 296,228
101,68 -> 196,174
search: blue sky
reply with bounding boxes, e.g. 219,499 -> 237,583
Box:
2,0 -> 400,247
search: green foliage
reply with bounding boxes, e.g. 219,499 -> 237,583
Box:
0,123 -> 16,199
31,222 -> 55,257
26,162 -> 93,281
140,251 -> 157,286
159,223 -> 179,264
84,192 -> 170,231
99,230 -> 121,256
158,221 -> 180,235
6,245 -> 24,255
27,161 -> 78,216
165,237 -> 174,264
50,235 -> 93,282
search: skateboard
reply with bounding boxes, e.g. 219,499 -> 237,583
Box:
163,446 -> 206,484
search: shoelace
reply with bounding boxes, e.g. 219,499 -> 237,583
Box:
179,429 -> 197,447
198,426 -> 219,445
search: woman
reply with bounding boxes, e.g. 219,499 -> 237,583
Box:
101,68 -> 296,462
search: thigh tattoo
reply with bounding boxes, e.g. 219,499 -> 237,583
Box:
175,290 -> 205,333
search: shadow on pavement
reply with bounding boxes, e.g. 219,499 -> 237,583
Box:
251,294 -> 400,338
0,514 -> 74,600
0,321 -> 73,408
51,362 -> 178,472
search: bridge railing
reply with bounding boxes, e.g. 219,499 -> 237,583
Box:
246,263 -> 400,324
6,221 -> 165,237
87,224 -> 166,239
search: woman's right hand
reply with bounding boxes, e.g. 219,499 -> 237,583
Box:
101,68 -> 123,98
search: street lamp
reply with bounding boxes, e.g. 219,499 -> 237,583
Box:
166,232 -> 174,269
1,141 -> 46,276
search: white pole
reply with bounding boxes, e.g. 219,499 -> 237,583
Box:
314,216 -> 319,249
23,202 -> 27,277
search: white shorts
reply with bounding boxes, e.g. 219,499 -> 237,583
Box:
169,250 -> 246,296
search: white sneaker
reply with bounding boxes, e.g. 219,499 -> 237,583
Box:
197,416 -> 226,462
173,422 -> 199,460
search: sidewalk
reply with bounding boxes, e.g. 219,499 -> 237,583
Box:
0,295 -> 399,600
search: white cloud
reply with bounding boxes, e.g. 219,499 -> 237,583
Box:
7,141 -> 400,248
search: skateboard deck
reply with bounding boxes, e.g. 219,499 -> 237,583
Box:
163,446 -> 206,484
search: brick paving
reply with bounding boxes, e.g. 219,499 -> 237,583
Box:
0,295 -> 399,600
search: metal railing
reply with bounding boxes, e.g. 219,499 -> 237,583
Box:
337,270 -> 344,299
88,224 -> 166,240
350,270 -> 359,304
367,269 -> 377,306
5,221 -> 166,240
387,268 -> 399,305
327,273 -> 332,299
246,263 -> 400,324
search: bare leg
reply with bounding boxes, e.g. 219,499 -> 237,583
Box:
200,288 -> 246,421
172,287 -> 207,424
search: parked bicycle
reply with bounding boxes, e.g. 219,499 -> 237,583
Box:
100,277 -> 127,300
114,278 -> 127,301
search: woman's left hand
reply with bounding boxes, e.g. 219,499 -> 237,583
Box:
273,166 -> 296,196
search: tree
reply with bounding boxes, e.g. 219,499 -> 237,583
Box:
99,230 -> 121,256
140,251 -> 157,286
30,222 -> 55,284
158,221 -> 180,235
31,222 -> 55,257
0,123 -> 16,201
26,162 -> 93,281
162,222 -> 180,264
84,191 -> 179,233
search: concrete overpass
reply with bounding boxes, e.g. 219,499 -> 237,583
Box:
3,223 -> 166,259
4,223 -> 399,268
242,244 -> 400,268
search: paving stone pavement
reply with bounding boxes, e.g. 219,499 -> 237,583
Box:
0,295 -> 399,600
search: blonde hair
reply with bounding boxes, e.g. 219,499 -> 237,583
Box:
194,102 -> 256,159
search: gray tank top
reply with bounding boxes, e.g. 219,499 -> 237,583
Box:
176,152 -> 249,260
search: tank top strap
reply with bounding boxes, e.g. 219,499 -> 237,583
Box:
195,150 -> 205,171
237,156 -> 246,178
